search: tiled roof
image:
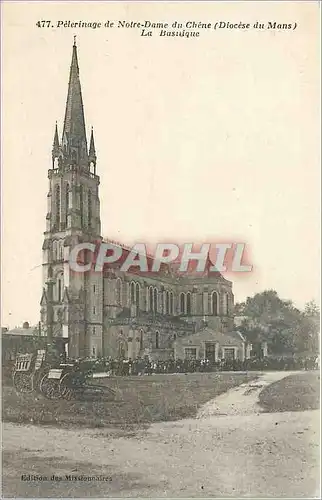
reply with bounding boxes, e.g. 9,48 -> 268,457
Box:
3,327 -> 39,337
176,327 -> 245,346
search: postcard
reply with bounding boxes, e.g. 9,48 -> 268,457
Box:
1,1 -> 320,498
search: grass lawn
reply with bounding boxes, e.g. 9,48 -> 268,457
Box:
259,371 -> 320,413
2,372 -> 255,428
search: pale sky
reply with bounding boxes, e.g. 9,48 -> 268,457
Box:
1,1 -> 320,328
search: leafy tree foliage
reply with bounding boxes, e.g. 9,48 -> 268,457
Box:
235,291 -> 320,355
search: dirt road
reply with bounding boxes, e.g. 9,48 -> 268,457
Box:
2,372 -> 320,498
197,370 -> 300,418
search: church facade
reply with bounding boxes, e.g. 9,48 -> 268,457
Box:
40,41 -> 248,362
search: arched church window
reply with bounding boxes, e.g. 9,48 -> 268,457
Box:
153,288 -> 158,313
80,185 -> 84,227
149,286 -> 153,311
140,329 -> 144,350
223,293 -> 229,316
170,292 -> 174,315
180,293 -> 185,314
57,276 -> 62,302
58,241 -> 63,260
166,291 -> 170,315
116,278 -> 122,305
65,184 -> 70,226
88,190 -> 92,228
130,282 -> 135,304
55,185 -> 60,227
186,292 -> 192,315
136,283 -> 140,308
52,241 -> 57,261
212,291 -> 219,316
155,331 -> 159,349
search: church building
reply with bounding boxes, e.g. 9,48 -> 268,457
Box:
40,41 -> 249,363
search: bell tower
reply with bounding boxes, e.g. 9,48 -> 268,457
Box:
40,39 -> 103,359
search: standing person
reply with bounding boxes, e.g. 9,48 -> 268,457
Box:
128,357 -> 133,375
46,342 -> 61,367
122,358 -> 129,376
315,354 -> 320,371
137,357 -> 144,376
145,357 -> 152,375
59,351 -> 66,364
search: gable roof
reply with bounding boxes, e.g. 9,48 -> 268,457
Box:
3,327 -> 39,337
176,327 -> 245,346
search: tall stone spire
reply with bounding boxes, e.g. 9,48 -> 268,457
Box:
62,38 -> 88,167
52,122 -> 60,156
89,127 -> 96,159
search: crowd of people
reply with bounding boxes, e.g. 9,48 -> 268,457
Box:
76,354 -> 320,377
3,353 -> 319,386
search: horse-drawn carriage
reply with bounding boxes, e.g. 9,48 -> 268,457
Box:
13,350 -> 46,393
12,349 -> 116,401
39,361 -> 116,400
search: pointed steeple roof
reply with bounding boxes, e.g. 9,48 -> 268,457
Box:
89,127 -> 96,160
63,287 -> 70,304
40,288 -> 48,306
52,122 -> 60,157
62,39 -> 88,165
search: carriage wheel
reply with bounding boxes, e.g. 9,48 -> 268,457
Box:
59,373 -> 75,400
39,373 -> 61,399
32,371 -> 44,393
13,371 -> 34,393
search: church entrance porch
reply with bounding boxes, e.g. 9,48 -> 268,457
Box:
205,342 -> 218,363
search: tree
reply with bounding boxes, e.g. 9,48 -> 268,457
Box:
304,300 -> 320,318
297,300 -> 320,354
234,291 -> 319,355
